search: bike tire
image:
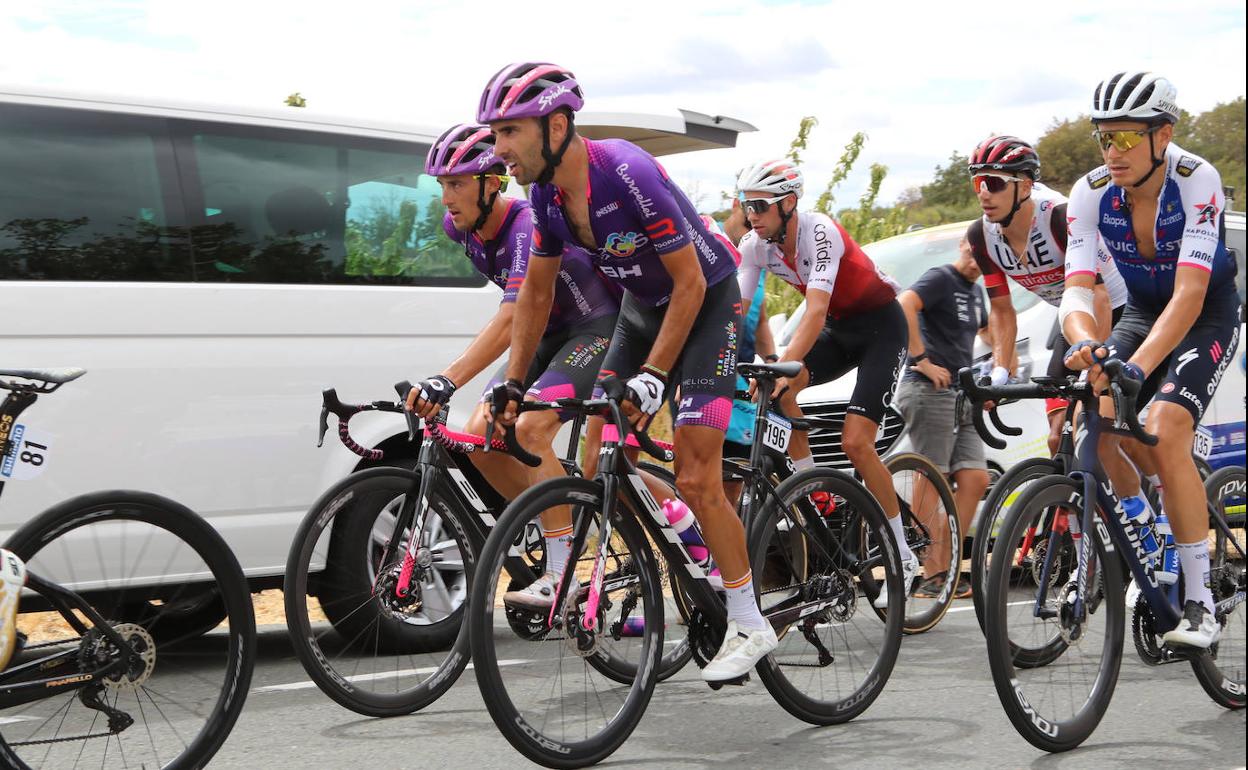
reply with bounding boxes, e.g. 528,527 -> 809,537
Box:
1190,465 -> 1246,709
284,465 -> 475,717
468,476 -> 661,768
880,452 -> 961,634
1,490 -> 255,769
984,475 -> 1123,752
749,467 -> 903,725
971,457 -> 1061,634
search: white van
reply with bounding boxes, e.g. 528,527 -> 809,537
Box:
776,212 -> 1247,479
0,88 -> 753,593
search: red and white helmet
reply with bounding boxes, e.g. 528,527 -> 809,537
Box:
967,135 -> 1040,179
736,160 -> 804,199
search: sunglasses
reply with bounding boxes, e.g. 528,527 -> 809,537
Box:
474,173 -> 510,191
1091,125 -> 1161,152
972,173 -> 1024,194
740,194 -> 789,216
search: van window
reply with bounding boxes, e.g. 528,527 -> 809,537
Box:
0,103 -> 189,281
183,126 -> 479,286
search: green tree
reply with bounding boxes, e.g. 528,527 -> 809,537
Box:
918,152 -> 978,213
285,92 -> 307,107
786,116 -> 819,166
1175,97 -> 1246,200
1033,115 -> 1101,194
813,132 -> 866,215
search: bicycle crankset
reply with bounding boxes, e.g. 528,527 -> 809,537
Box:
686,608 -> 725,670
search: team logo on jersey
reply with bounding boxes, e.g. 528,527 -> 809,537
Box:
604,231 -> 647,258
1193,194 -> 1220,225
1087,167 -> 1112,189
1175,347 -> 1200,374
1161,382 -> 1176,394
1111,196 -> 1122,211
1176,156 -> 1203,178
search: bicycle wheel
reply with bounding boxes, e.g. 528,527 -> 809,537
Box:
748,468 -> 903,725
284,465 -> 475,716
635,461 -> 694,681
469,476 -> 661,768
972,458 -> 1061,634
984,475 -> 1123,752
1190,466 -> 1246,709
1,491 -> 255,769
881,452 -> 961,634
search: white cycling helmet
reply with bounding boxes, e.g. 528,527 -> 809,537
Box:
736,160 -> 804,199
1090,72 -> 1180,124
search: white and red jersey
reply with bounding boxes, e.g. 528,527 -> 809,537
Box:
736,212 -> 899,319
970,183 -> 1127,308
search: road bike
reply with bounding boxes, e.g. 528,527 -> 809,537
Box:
962,363 -> 1244,751
467,363 -> 904,767
0,369 -> 255,769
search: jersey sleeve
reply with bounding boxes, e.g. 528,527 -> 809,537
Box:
735,233 -> 763,301
967,220 -> 1009,300
613,151 -> 691,256
908,266 -> 945,309
1177,160 -> 1226,274
501,212 -> 532,304
528,188 -> 563,258
1063,174 -> 1103,281
804,214 -> 844,296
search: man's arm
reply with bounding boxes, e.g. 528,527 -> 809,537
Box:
444,302 -> 515,387
988,295 -> 1018,373
503,255 -> 560,384
754,296 -> 777,360
649,244 -> 707,374
779,287 -> 830,364
898,287 -> 951,389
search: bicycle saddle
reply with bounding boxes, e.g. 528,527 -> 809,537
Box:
0,368 -> 87,384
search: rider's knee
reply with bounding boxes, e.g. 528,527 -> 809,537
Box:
675,469 -> 720,509
1149,403 -> 1195,453
515,410 -> 559,444
841,429 -> 877,464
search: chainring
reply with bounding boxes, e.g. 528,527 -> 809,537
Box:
1132,596 -> 1166,665
687,609 -> 725,670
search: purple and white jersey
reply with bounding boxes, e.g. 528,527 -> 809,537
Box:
443,198 -> 618,332
529,139 -> 737,306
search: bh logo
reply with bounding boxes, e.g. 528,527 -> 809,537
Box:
605,232 -> 646,258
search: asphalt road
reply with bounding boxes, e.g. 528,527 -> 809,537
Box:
208,603 -> 1246,769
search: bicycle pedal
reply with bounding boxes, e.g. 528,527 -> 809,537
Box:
706,674 -> 749,691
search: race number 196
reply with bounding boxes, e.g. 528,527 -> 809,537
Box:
1,424 -> 53,481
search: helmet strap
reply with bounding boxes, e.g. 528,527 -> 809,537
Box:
471,174 -> 499,234
535,113 -> 575,186
1129,132 -> 1165,189
998,182 -> 1031,228
766,200 -> 796,245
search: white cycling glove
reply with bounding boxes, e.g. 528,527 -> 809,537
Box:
625,370 -> 666,415
989,366 -> 1010,387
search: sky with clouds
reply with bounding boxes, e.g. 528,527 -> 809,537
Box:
2,0 -> 1244,210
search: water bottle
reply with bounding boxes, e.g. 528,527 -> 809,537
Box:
1122,495 -> 1161,561
1154,511 -> 1179,585
662,499 -> 711,568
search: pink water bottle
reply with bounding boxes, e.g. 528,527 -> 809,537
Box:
662,499 -> 710,568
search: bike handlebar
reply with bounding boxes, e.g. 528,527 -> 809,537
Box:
483,375 -> 674,464
956,362 -> 1157,449
317,386 -> 406,460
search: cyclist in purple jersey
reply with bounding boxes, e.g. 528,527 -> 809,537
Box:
479,62 -> 776,682
406,125 -> 620,596
1062,72 -> 1242,648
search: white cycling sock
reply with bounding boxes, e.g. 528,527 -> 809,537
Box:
1175,541 -> 1214,613
887,514 -> 914,562
793,455 -> 816,472
723,571 -> 768,630
543,527 -> 574,578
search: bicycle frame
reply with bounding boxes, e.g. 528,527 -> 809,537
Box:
0,384 -> 148,709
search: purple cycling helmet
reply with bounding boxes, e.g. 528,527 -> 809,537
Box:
425,123 -> 503,177
427,123 -> 508,234
477,62 -> 584,123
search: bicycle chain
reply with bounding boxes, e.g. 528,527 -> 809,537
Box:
12,730 -> 121,747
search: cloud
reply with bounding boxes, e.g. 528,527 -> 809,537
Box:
1,0 -> 1243,208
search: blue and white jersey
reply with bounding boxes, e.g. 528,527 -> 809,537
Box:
1065,144 -> 1237,312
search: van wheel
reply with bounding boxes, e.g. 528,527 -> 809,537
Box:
117,589 -> 228,644
316,467 -> 470,653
